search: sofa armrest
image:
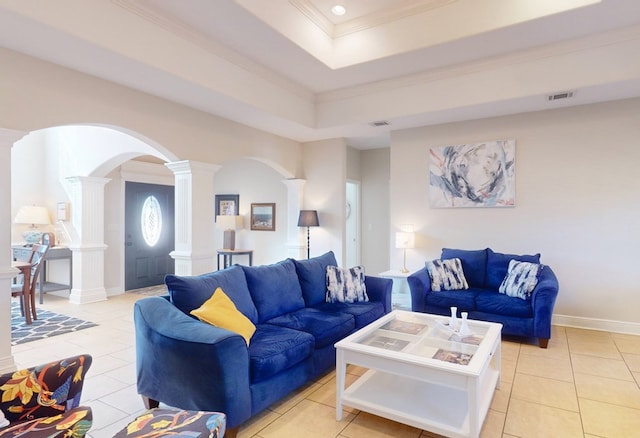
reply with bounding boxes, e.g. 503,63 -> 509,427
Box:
365,275 -> 393,313
407,268 -> 432,312
134,297 -> 252,428
530,267 -> 560,339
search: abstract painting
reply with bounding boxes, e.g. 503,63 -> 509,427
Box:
429,140 -> 515,208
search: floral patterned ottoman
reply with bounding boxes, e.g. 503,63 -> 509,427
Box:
115,409 -> 226,437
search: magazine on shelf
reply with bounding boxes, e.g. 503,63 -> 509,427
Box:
365,336 -> 410,352
380,319 -> 428,335
433,348 -> 473,365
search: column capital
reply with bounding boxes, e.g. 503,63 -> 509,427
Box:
165,160 -> 221,175
66,176 -> 111,186
282,178 -> 306,190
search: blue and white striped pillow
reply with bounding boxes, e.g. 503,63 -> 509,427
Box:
326,266 -> 369,303
499,260 -> 543,300
426,258 -> 469,291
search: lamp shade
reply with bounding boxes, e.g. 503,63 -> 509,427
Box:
216,215 -> 243,230
395,231 -> 415,249
297,210 -> 319,227
14,206 -> 51,226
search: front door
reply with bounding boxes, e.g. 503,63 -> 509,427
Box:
125,182 -> 175,290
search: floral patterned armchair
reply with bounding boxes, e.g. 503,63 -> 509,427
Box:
0,354 -> 92,437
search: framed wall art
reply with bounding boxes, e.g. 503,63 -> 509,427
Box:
215,194 -> 239,220
429,139 -> 516,208
250,203 -> 275,231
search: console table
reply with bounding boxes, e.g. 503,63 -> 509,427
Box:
217,249 -> 253,270
12,245 -> 73,303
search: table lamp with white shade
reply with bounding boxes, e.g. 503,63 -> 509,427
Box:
216,215 -> 243,250
395,225 -> 415,273
14,205 -> 51,245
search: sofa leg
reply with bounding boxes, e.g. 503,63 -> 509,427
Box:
539,338 -> 549,349
225,426 -> 239,438
142,396 -> 160,409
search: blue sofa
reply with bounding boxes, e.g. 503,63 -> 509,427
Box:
408,248 -> 559,348
134,251 -> 392,431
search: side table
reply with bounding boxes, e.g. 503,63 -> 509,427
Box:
378,270 -> 413,310
12,245 -> 73,303
217,249 -> 253,270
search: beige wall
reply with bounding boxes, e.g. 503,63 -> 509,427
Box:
1,48 -> 302,176
302,139 -> 347,265
390,98 -> 640,330
361,148 -> 390,275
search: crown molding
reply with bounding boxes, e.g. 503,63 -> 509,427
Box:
317,24 -> 640,103
290,0 -> 457,38
112,0 -> 314,101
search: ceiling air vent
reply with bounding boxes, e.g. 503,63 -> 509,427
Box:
370,120 -> 390,127
547,91 -> 574,101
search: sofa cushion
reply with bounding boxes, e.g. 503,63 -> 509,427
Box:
326,265 -> 368,303
425,288 -> 480,311
190,287 -> 256,345
441,248 -> 488,288
265,308 -> 355,349
293,251 -> 338,306
485,249 -> 541,290
426,258 -> 469,291
242,259 -> 305,323
475,291 -> 533,318
166,265 -> 259,324
248,324 -> 315,383
499,260 -> 543,300
313,302 -> 385,328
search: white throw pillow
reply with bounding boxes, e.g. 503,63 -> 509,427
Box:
499,260 -> 543,300
326,266 -> 368,303
425,258 -> 469,291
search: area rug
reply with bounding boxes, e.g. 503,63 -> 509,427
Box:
128,284 -> 168,296
11,302 -> 98,346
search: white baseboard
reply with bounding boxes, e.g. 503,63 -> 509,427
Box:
553,314 -> 640,335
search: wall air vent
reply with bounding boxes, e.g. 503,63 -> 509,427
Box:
547,91 -> 574,101
370,120 -> 390,127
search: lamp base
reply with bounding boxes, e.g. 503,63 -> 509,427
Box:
23,230 -> 43,245
223,230 -> 236,250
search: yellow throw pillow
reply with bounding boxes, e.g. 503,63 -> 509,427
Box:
190,287 -> 256,345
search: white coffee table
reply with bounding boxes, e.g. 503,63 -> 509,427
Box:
335,310 -> 502,438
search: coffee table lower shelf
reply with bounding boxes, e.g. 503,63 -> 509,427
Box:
341,368 -> 499,438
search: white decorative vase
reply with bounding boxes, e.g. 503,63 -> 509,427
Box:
449,306 -> 458,330
459,312 -> 471,336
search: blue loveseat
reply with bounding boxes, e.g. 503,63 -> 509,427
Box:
134,251 -> 392,431
408,248 -> 559,348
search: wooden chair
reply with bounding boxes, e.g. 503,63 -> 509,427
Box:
11,244 -> 48,324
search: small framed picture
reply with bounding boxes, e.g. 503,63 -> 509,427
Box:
215,194 -> 239,220
250,203 -> 275,231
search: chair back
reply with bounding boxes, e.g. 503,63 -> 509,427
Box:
28,244 -> 49,293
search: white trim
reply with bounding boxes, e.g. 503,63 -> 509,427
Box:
553,314 -> 640,336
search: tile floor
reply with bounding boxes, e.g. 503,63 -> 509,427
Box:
10,293 -> 640,437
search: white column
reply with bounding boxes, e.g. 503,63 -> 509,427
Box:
165,160 -> 221,276
283,179 -> 306,259
0,128 -> 27,372
66,176 -> 110,304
